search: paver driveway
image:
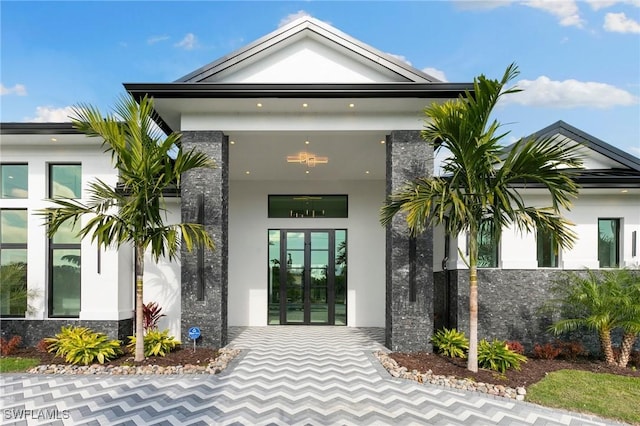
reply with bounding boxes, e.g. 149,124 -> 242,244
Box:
0,327 -> 622,425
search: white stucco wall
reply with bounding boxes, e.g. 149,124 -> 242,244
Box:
434,191 -> 640,271
0,140 -> 132,321
228,179 -> 386,327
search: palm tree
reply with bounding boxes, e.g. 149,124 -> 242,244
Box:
548,269 -> 640,367
380,63 -> 583,372
40,95 -> 215,361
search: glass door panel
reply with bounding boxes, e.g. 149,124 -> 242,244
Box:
268,229 -> 346,325
310,232 -> 329,323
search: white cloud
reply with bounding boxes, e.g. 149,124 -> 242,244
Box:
604,12 -> 640,32
586,0 -> 640,10
279,10 -> 313,27
175,33 -> 197,50
1,83 -> 27,96
148,35 -> 170,45
422,67 -> 448,82
524,0 -> 585,27
26,106 -> 76,122
503,76 -> 639,108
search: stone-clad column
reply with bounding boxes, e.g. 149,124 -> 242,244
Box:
180,131 -> 228,348
385,130 -> 434,352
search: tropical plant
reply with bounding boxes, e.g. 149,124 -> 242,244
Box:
143,301 -> 166,332
430,328 -> 469,358
128,329 -> 180,357
547,268 -> 640,367
45,326 -> 122,365
39,95 -> 215,361
477,338 -> 527,373
380,63 -> 583,372
0,335 -> 22,356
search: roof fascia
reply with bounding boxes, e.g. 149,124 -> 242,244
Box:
1,122 -> 79,135
175,17 -> 441,83
124,82 -> 474,99
529,120 -> 640,172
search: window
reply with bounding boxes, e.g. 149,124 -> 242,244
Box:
477,220 -> 498,268
0,209 -> 28,317
598,218 -> 620,268
1,164 -> 28,198
268,195 -> 348,218
537,228 -> 558,267
49,219 -> 81,317
49,164 -> 81,198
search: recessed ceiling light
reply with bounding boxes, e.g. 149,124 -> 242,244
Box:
349,103 -> 355,108
302,103 -> 308,108
257,103 -> 263,108
230,140 -> 235,145
305,140 -> 310,145
51,138 -> 57,142
365,171 -> 370,174
305,170 -> 310,174
621,189 -> 628,193
245,171 -> 251,175
380,140 -> 385,144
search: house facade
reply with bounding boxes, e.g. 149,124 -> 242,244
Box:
1,18 -> 639,352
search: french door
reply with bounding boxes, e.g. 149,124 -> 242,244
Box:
268,229 -> 346,325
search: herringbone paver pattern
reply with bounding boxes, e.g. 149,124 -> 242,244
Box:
0,327 -> 621,425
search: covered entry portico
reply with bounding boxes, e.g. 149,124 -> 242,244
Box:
125,17 -> 472,351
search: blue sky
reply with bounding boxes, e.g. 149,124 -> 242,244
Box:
1,1 -> 639,155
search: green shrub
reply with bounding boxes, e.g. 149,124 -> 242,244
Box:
478,338 -> 527,373
128,329 -> 180,357
430,328 -> 469,358
45,326 -> 122,365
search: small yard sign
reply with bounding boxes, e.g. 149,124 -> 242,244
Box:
188,327 -> 201,352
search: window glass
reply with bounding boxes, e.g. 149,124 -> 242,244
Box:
50,248 -> 81,317
537,228 -> 558,267
477,221 -> 498,268
598,218 -> 619,268
50,164 -> 81,198
0,209 -> 27,243
52,219 -> 81,244
1,164 -> 28,198
268,195 -> 348,218
0,209 -> 28,317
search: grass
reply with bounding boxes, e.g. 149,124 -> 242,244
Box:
0,357 -> 40,373
527,370 -> 640,425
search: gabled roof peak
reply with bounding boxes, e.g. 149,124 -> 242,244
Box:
176,15 -> 441,84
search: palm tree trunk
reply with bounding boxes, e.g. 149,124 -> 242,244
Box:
617,332 -> 637,368
134,244 -> 145,362
598,328 -> 616,365
467,229 -> 479,373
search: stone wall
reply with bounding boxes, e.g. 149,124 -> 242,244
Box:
439,269 -> 640,354
385,130 -> 434,352
180,131 -> 229,348
0,319 -> 133,346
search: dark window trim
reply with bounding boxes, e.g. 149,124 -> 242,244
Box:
268,194 -> 348,219
1,163 -> 28,199
48,224 -> 81,319
0,208 -> 28,318
598,218 -> 620,268
48,163 -> 82,199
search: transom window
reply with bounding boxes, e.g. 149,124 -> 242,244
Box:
268,195 -> 348,218
1,164 -> 28,198
49,164 -> 82,199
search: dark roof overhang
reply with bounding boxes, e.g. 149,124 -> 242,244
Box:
0,122 -> 79,135
123,82 -> 474,99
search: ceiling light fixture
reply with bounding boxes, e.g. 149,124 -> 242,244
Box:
349,103 -> 355,108
287,151 -> 328,167
304,140 -> 310,145
380,140 -> 385,144
230,140 -> 235,145
51,138 -> 57,142
257,103 -> 263,108
245,171 -> 251,175
302,103 -> 308,108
